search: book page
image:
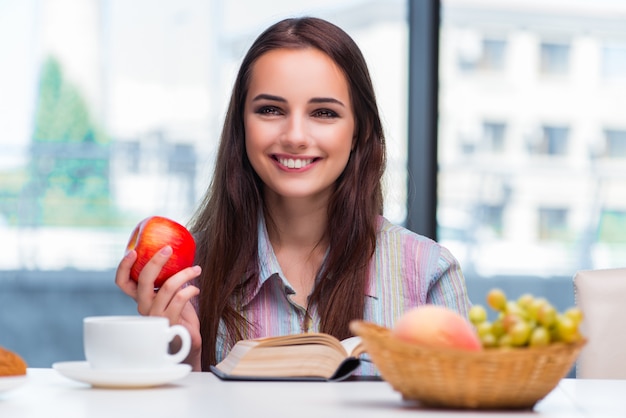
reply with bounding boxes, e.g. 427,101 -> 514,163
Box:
255,333 -> 347,355
341,336 -> 364,357
227,343 -> 346,378
214,340 -> 261,374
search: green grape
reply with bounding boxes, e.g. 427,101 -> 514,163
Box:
491,317 -> 505,338
527,297 -> 548,322
554,314 -> 581,343
475,321 -> 492,337
486,288 -> 507,312
480,332 -> 498,348
505,301 -> 527,318
508,320 -> 531,347
517,293 -> 535,310
498,333 -> 514,348
501,312 -> 522,333
529,326 -> 551,347
469,305 -> 488,325
536,303 -> 557,328
564,307 -> 584,326
481,289 -> 584,348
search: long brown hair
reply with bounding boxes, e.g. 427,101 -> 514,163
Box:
188,17 -> 386,370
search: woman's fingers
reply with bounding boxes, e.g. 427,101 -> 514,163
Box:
116,245 -> 201,333
148,265 -> 202,316
160,284 -> 200,323
135,245 -> 173,308
115,250 -> 138,299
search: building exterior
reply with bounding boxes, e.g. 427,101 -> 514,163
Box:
438,0 -> 626,277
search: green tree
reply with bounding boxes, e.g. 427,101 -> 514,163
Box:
22,56 -> 117,227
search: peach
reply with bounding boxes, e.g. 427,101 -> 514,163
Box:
392,305 -> 483,351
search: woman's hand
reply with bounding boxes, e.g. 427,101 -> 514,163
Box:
115,246 -> 203,370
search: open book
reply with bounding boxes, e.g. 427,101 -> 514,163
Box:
210,333 -> 365,381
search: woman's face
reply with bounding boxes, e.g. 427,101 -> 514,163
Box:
244,47 -> 355,203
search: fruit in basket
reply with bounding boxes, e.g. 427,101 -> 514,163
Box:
472,288 -> 584,348
486,288 -> 507,311
126,216 -> 196,288
392,305 -> 483,351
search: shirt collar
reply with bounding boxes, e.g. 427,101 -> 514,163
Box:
239,217 -> 294,307
240,215 -> 380,306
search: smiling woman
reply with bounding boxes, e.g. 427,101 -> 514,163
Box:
114,16 -> 471,378
0,0 -> 409,369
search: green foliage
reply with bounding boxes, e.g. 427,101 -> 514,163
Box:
19,56 -> 120,227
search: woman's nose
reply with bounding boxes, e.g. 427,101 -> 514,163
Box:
281,114 -> 308,149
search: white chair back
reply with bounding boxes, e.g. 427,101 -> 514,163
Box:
574,267 -> 626,379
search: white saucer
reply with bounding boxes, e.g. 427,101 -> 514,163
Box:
0,375 -> 27,393
52,361 -> 191,389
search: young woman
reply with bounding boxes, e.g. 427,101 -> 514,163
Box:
115,17 -> 472,374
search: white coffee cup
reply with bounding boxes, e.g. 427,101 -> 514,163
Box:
83,316 -> 191,370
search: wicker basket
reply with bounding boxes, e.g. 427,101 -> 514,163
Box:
350,320 -> 586,410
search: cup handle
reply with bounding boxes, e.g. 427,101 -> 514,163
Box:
166,325 -> 192,364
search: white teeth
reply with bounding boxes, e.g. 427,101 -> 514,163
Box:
278,158 -> 313,169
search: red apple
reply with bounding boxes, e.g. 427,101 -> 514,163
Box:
126,216 -> 196,287
392,305 -> 483,351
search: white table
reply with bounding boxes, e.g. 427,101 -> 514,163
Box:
1,369 -> 626,418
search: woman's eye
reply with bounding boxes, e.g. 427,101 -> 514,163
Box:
313,109 -> 338,118
256,106 -> 281,116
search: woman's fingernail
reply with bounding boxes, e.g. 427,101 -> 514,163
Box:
160,245 -> 173,256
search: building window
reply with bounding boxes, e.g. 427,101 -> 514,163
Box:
481,204 -> 504,237
538,207 -> 569,241
540,42 -> 570,75
459,38 -> 507,73
598,210 -> 626,244
530,125 -> 569,155
604,129 -> 626,158
482,121 -> 506,153
602,44 -> 626,79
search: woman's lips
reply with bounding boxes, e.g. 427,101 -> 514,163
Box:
272,155 -> 319,170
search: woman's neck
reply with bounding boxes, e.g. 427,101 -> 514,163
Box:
264,195 -> 328,252
263,192 -> 331,308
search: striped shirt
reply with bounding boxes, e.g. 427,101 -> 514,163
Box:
213,215 -> 472,375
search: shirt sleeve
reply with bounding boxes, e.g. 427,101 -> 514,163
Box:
424,244 -> 473,318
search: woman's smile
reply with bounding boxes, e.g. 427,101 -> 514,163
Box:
273,154 -> 317,170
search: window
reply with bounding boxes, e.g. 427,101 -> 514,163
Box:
540,42 -> 570,76
459,38 -> 507,73
602,43 -> 626,79
604,129 -> 626,158
538,207 -> 569,241
482,121 -> 506,153
531,125 -> 569,156
480,204 -> 504,238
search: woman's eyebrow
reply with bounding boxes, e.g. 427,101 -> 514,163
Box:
309,97 -> 345,107
251,93 -> 286,102
251,94 -> 345,108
